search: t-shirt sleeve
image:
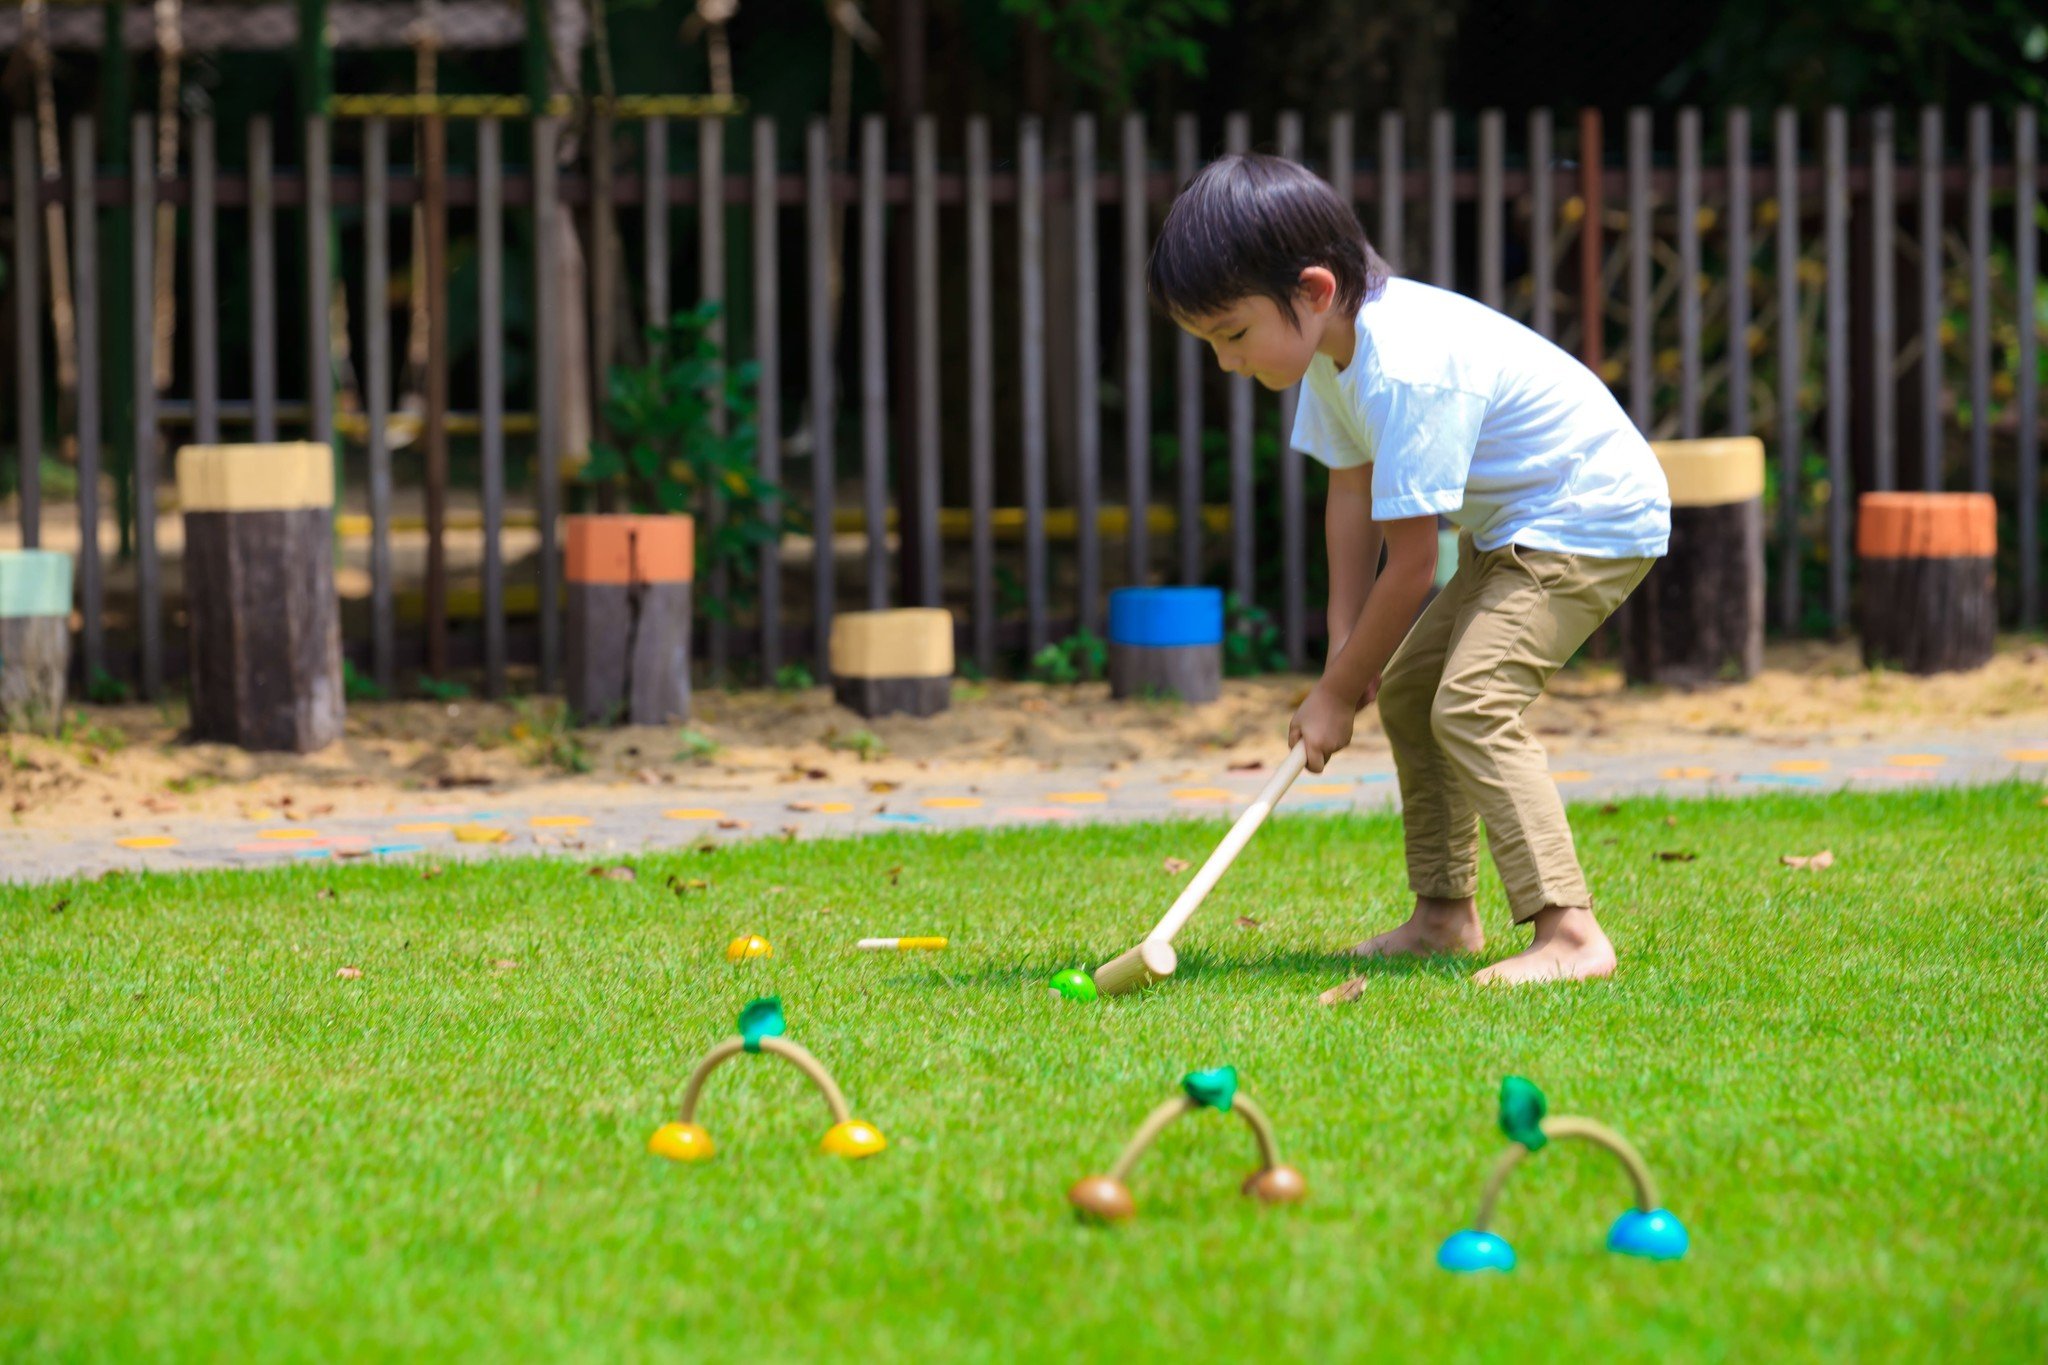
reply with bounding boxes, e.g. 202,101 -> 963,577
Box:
1362,380 -> 1485,521
1288,380 -> 1371,470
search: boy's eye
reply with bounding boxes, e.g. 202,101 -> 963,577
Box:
1226,329 -> 1247,342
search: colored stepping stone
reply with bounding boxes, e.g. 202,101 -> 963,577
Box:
1885,754 -> 1946,767
531,814 -> 592,828
664,808 -> 727,821
393,822 -> 453,834
1625,438 -> 1765,686
1552,770 -> 1593,783
1772,758 -> 1831,773
921,796 -> 983,810
1858,492 -> 1995,675
115,835 -> 178,850
829,608 -> 954,718
178,443 -> 343,752
1300,783 -> 1355,795
1107,587 -> 1223,704
454,825 -> 512,844
2007,749 -> 2048,763
565,514 -> 693,725
0,549 -> 72,735
1048,791 -> 1107,805
874,813 -> 929,825
257,828 -> 322,841
1172,787 -> 1234,802
1659,766 -> 1715,780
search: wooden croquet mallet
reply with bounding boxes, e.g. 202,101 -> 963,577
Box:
1090,742 -> 1310,996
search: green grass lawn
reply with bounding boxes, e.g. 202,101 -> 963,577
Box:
4,785 -> 2046,1362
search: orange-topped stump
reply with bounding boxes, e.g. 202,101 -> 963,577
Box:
1857,492 -> 1996,675
565,514 -> 694,725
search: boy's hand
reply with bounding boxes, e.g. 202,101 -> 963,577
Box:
1288,682 -> 1357,774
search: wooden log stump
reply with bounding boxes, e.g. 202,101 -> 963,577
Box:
1624,437 -> 1766,686
830,609 -> 953,718
0,550 -> 73,734
1108,587 -> 1224,703
565,514 -> 695,725
178,443 -> 344,752
1857,492 -> 1996,675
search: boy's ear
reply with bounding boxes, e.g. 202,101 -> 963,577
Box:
1297,266 -> 1339,312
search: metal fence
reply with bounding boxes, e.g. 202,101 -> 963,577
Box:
2,104 -> 2042,699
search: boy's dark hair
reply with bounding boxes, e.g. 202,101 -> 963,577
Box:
1147,152 -> 1389,327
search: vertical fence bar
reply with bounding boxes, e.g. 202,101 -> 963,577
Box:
306,117 -> 333,450
1430,109 -> 1453,289
1277,110 -> 1306,667
1919,106 -> 1943,489
1967,104 -> 1991,495
364,118 -> 394,692
645,117 -> 668,332
1775,108 -> 1801,632
1727,107 -> 1751,434
12,119 -> 41,548
132,115 -> 161,698
72,116 -> 103,682
1225,112 -> 1253,605
1020,118 -> 1049,649
478,118 -> 506,697
1870,108 -> 1896,490
249,117 -> 277,441
1479,109 -> 1503,311
2018,106 -> 2040,628
805,119 -> 836,668
192,115 -> 219,443
1378,111 -> 1403,271
1329,111 -> 1354,208
1578,108 -> 1603,373
753,116 -> 783,671
967,117 -> 995,674
1824,107 -> 1851,631
1627,108 -> 1652,431
701,116 -> 730,674
1678,107 -> 1701,438
859,115 -> 888,612
1073,113 -> 1101,636
532,116 -> 562,689
1175,113 -> 1201,587
912,115 -> 941,610
1121,111 -> 1150,587
1530,109 -> 1553,339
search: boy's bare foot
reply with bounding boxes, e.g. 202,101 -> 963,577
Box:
1343,895 -> 1485,959
1472,905 -> 1615,986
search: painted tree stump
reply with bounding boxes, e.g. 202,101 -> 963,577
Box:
1438,1076 -> 1688,1272
1857,492 -> 1996,675
1108,587 -> 1224,703
565,514 -> 694,725
178,443 -> 343,753
647,998 -> 886,1162
829,608 -> 953,718
1624,437 -> 1765,686
1068,1067 -> 1305,1225
0,550 -> 73,735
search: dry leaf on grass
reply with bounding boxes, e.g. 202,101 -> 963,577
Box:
590,865 -> 637,882
1162,856 -> 1191,874
777,825 -> 800,842
866,780 -> 901,794
315,888 -> 338,901
666,875 -> 711,894
1235,916 -> 1262,930
717,818 -> 747,831
420,865 -> 444,880
1780,849 -> 1835,871
1656,850 -> 1698,863
1663,815 -> 1679,828
493,959 -> 519,971
335,966 -> 362,980
885,865 -> 904,886
47,898 -> 69,915
1318,976 -> 1367,1006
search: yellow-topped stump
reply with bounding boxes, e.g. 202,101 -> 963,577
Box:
177,443 -> 343,752
1623,438 -> 1766,687
829,608 -> 954,719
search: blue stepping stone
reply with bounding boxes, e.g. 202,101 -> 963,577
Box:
1437,1229 -> 1516,1273
372,843 -> 425,856
874,813 -> 930,825
1607,1208 -> 1690,1261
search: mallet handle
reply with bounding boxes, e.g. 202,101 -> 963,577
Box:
1144,742 -> 1308,947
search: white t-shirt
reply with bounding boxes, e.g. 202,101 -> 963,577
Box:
1290,278 -> 1670,559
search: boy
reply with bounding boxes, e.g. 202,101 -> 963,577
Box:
1147,152 -> 1669,988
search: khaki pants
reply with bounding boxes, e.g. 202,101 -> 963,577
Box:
1376,532 -> 1655,923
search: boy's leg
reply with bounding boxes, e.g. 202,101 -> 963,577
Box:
1347,532 -> 1486,959
1427,544 -> 1654,984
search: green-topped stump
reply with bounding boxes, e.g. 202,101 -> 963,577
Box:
0,550 -> 73,734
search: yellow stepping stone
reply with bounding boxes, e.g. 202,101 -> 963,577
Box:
1048,792 -> 1107,804
922,796 -> 984,810
116,835 -> 178,850
1171,787 -> 1233,801
1771,759 -> 1831,774
815,801 -> 855,814
530,814 -> 592,828
454,824 -> 512,844
1552,770 -> 1593,783
1886,754 -> 1946,767
2002,748 -> 2048,763
1300,783 -> 1355,796
665,808 -> 727,821
258,828 -> 322,841
1659,766 -> 1715,780
394,822 -> 452,834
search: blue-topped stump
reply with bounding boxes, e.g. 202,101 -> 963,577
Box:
1108,587 -> 1223,704
0,550 -> 73,734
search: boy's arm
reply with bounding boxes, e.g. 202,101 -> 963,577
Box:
1324,464 -> 1382,661
1290,514 -> 1438,772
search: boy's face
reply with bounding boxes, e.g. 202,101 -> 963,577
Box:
1174,271 -> 1337,390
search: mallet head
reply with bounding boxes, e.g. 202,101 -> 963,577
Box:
1090,940 -> 1177,997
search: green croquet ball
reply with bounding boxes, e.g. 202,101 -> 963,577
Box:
1048,969 -> 1098,1002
